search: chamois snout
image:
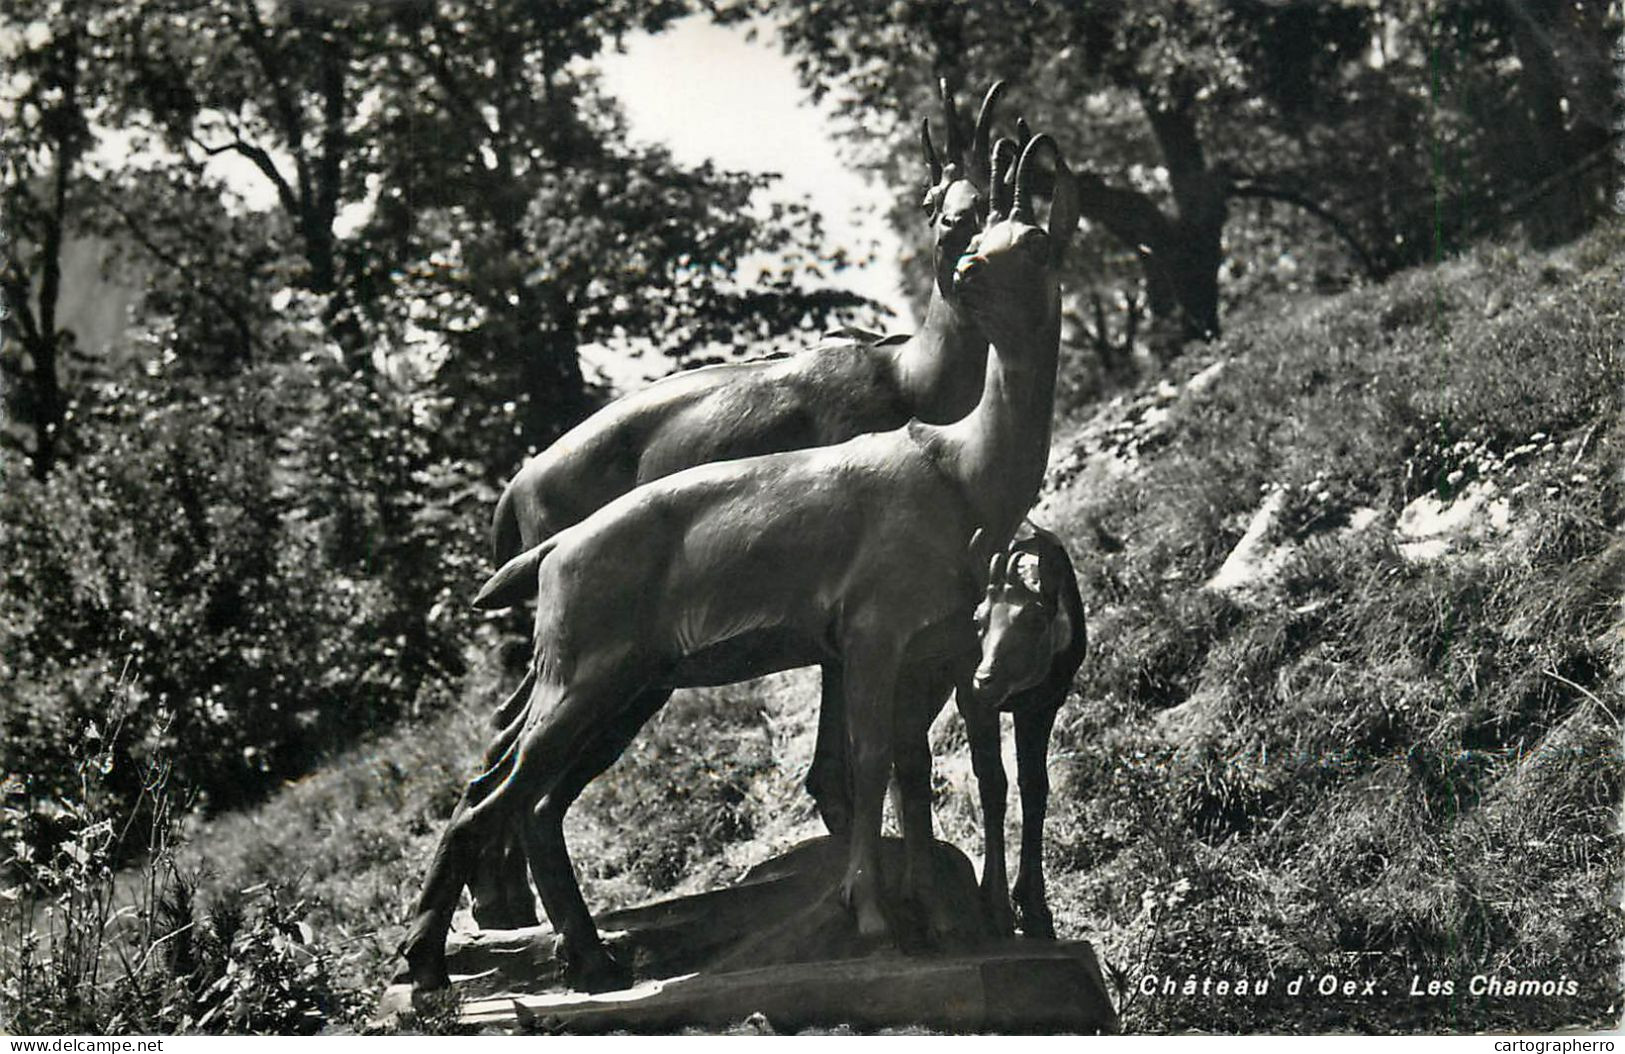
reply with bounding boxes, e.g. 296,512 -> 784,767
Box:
972,557 -> 1060,710
953,243 -> 987,293
973,605 -> 1054,708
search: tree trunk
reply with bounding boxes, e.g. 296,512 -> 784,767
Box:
1065,80 -> 1228,356
1501,0 -> 1611,245
27,32 -> 83,480
1141,92 -> 1227,343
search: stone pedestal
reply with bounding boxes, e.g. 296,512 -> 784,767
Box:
378,837 -> 1117,1034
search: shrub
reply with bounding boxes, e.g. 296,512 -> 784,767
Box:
0,698 -> 359,1035
1,357 -> 488,865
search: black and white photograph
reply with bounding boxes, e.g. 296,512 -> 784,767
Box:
1,0 -> 1621,1038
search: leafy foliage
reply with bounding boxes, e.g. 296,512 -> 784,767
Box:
1,1 -> 870,872
0,704 -> 359,1035
756,0 -> 1618,370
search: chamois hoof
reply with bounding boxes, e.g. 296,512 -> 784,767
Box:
402,944 -> 452,993
981,883 -> 1017,938
840,880 -> 890,945
855,904 -> 891,945
560,940 -> 632,993
1016,904 -> 1056,940
924,897 -> 963,948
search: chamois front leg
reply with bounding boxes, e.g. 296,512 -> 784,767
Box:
1011,698 -> 1061,939
521,799 -> 630,993
893,665 -> 956,945
838,638 -> 900,945
805,660 -> 853,838
468,833 -> 539,930
959,695 -> 1016,937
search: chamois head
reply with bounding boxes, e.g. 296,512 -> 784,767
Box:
972,542 -> 1069,707
951,133 -> 1079,349
921,80 -> 1006,296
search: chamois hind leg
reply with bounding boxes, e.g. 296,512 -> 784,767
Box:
404,671 -> 622,991
521,687 -> 672,993
958,689 -> 1016,937
468,668 -> 543,929
468,833 -> 539,930
838,634 -> 901,945
402,740 -> 531,990
1011,693 -> 1062,939
805,660 -> 854,838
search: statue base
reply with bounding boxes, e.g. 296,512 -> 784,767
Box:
377,837 -> 1118,1034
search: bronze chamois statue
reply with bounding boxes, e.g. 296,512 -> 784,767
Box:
402,134 -> 1079,994
467,82 -> 1009,930
967,519 -> 1088,938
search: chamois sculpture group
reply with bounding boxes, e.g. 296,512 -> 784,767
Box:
402,82 -> 1089,995
463,82 -> 1009,932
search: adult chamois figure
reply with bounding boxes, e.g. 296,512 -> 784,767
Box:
965,519 -> 1088,939
490,80 -> 1003,564
400,134 -> 1079,994
466,82 -> 1007,929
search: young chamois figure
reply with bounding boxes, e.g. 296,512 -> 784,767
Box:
965,519 -> 1087,939
400,134 -> 1079,994
466,82 -> 1008,929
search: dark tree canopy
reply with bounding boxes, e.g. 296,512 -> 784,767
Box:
0,1 -> 871,828
754,0 -> 1617,358
3,0 -> 872,479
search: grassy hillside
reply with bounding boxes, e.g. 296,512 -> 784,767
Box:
176,221 -> 1625,1034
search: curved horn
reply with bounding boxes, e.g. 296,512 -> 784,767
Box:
1010,552 -> 1044,596
921,117 -> 942,188
986,550 -> 1007,593
939,77 -> 966,171
1013,132 -> 1060,224
988,136 -> 1018,222
969,80 -> 1006,187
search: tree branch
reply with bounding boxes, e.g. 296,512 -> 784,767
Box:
314,32 -> 347,232
190,134 -> 301,215
1228,179 -> 1381,278
235,0 -> 313,211
1070,170 -> 1172,253
101,196 -> 264,363
415,23 -> 498,143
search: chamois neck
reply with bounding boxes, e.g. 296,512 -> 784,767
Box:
890,291 -> 988,424
936,303 -> 1061,548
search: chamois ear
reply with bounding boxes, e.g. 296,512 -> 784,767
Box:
921,117 -> 942,191
988,137 -> 1018,222
473,543 -> 547,610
